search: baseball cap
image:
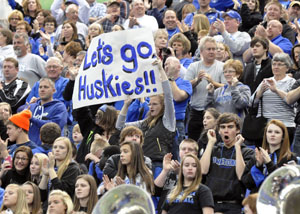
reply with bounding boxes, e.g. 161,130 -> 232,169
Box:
107,0 -> 120,7
289,1 -> 300,8
222,10 -> 242,22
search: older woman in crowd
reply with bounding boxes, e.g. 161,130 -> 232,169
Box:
251,53 -> 296,142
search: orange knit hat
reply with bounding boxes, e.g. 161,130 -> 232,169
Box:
9,110 -> 32,131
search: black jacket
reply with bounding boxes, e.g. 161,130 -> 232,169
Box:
242,57 -> 273,94
239,3 -> 263,33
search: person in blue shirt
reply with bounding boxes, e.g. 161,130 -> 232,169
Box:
164,56 -> 192,160
185,0 -> 221,27
255,20 -> 293,56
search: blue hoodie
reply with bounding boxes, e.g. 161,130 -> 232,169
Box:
26,77 -> 73,124
28,99 -> 68,146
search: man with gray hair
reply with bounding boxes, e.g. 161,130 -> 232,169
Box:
13,33 -> 46,88
184,36 -> 226,141
54,3 -> 88,46
51,0 -> 90,25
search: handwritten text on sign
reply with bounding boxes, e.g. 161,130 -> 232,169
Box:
72,28 -> 163,109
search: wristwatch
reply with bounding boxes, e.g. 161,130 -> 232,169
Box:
168,77 -> 175,81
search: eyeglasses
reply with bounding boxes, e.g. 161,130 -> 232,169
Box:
272,62 -> 286,67
46,65 -> 60,69
10,18 -> 21,21
15,156 -> 29,161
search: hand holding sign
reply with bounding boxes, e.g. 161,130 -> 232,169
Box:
73,29 -> 163,109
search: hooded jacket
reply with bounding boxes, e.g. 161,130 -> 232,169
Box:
27,99 -> 68,145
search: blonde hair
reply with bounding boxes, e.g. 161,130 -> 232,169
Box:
0,184 -> 30,214
47,190 -> 73,214
168,154 -> 202,203
53,137 -> 73,179
31,153 -> 48,183
90,135 -> 109,154
192,14 -> 210,34
72,124 -> 81,133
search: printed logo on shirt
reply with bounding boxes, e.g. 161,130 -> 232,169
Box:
212,157 -> 236,167
173,191 -> 196,204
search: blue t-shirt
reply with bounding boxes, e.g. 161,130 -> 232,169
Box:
271,35 -> 293,56
174,77 -> 192,120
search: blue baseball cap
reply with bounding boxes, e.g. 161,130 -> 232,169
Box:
222,10 -> 241,22
65,0 -> 78,5
98,104 -> 108,112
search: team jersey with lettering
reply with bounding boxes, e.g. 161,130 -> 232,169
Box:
204,142 -> 254,202
163,184 -> 214,214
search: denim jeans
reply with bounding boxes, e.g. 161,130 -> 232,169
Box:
292,125 -> 300,156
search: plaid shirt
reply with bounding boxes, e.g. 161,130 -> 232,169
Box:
102,16 -> 126,33
89,2 -> 107,19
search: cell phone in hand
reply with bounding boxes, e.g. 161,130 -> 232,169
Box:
4,156 -> 12,169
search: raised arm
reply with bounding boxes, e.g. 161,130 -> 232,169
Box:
200,129 -> 217,174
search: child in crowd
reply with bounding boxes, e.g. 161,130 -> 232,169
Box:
86,134 -> 110,185
72,124 -> 83,150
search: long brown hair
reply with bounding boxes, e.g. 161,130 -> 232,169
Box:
117,141 -> 154,194
145,94 -> 165,128
22,182 -> 41,214
22,0 -> 42,16
262,119 -> 293,162
73,175 -> 98,214
168,154 -> 202,203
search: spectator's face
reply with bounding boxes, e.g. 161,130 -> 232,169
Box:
72,131 -> 83,143
6,124 -> 20,142
201,41 -> 216,62
155,33 -> 167,50
3,61 -> 18,82
66,6 -> 79,22
223,66 -> 238,84
0,32 -> 7,46
266,21 -> 281,39
182,156 -> 197,180
38,80 -> 55,102
244,0 -> 256,11
30,156 -> 41,176
172,41 -> 184,57
27,0 -> 37,12
266,123 -> 283,150
179,142 -> 197,160
15,24 -> 27,34
266,4 -> 281,21
14,151 -> 29,172
13,37 -> 27,57
149,96 -> 162,117
3,186 -> 18,208
22,184 -> 34,205
120,144 -> 132,166
62,23 -> 74,39
36,11 -> 45,25
223,16 -> 239,33
203,111 -> 217,130
124,133 -> 141,144
294,46 -> 300,63
0,104 -> 11,121
132,0 -> 145,17
288,5 -> 300,19
48,195 -> 67,214
53,140 -> 68,162
251,42 -> 266,59
9,15 -> 21,27
271,60 -> 288,76
215,43 -> 226,62
74,54 -> 85,67
218,122 -> 239,147
198,0 -> 210,8
107,4 -> 120,15
46,60 -> 62,81
44,22 -> 56,34
88,25 -> 101,38
163,10 -> 177,30
75,178 -> 90,200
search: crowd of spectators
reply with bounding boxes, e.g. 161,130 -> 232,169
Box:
1,0 -> 300,214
